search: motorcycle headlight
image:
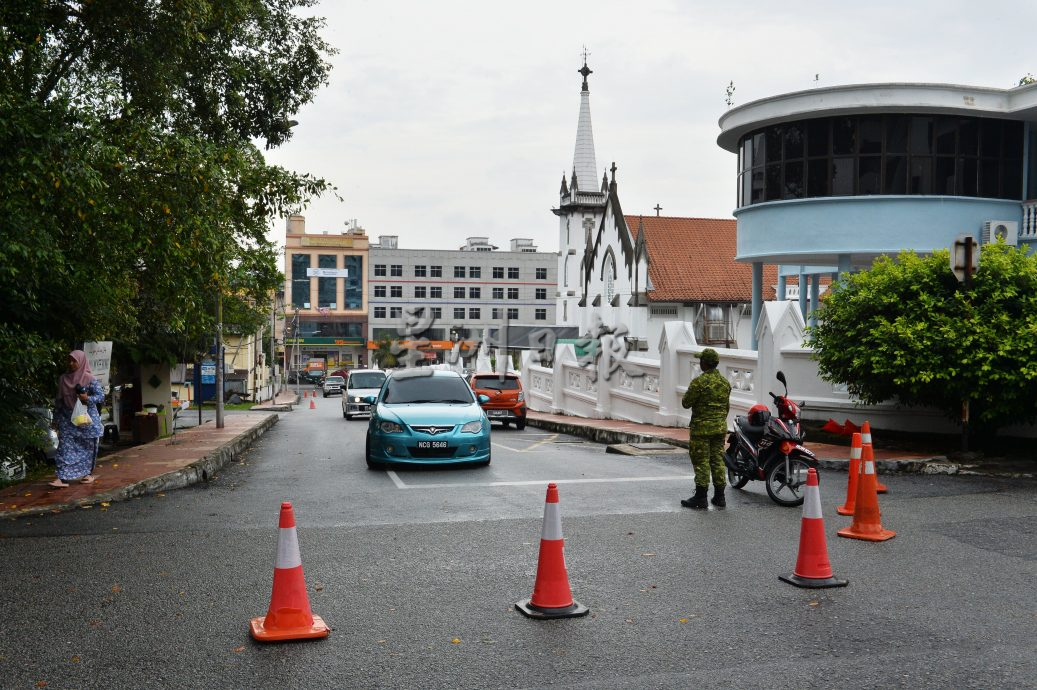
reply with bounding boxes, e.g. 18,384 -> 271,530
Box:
461,420 -> 483,434
379,420 -> 404,434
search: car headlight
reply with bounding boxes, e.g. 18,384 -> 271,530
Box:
354,396 -> 362,403
517,391 -> 524,402
379,420 -> 404,434
461,420 -> 484,434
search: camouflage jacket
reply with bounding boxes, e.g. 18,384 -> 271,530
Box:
681,368 -> 731,436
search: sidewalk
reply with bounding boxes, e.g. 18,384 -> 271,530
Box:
525,411 -> 1036,478
0,391 -> 298,520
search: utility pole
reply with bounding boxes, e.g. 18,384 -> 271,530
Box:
270,292 -> 277,401
216,293 -> 225,429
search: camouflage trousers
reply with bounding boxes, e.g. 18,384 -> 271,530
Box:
689,433 -> 727,488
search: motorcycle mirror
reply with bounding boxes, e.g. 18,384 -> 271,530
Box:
775,370 -> 788,395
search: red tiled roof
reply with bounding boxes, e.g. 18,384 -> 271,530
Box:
625,215 -> 777,303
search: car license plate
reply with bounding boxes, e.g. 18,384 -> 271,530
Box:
486,410 -> 507,417
417,441 -> 448,449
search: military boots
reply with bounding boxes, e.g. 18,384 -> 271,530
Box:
681,485 -> 709,510
711,485 -> 726,508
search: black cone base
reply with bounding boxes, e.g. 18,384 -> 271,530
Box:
515,598 -> 589,619
779,573 -> 848,589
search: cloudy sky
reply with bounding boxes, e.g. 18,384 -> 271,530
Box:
265,0 -> 1037,251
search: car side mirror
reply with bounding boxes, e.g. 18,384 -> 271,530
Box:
362,395 -> 376,405
478,394 -> 490,404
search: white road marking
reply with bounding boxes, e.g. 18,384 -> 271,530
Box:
386,474 -> 694,490
386,471 -> 407,489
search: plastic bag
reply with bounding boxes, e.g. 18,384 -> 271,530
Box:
71,399 -> 91,427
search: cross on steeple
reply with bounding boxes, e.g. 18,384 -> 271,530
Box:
578,46 -> 593,92
610,161 -> 617,183
654,204 -> 662,216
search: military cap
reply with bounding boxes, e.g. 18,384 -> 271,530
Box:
696,348 -> 720,366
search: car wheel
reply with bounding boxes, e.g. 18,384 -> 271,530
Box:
342,409 -> 348,419
365,436 -> 384,470
515,418 -> 526,431
500,420 -> 509,429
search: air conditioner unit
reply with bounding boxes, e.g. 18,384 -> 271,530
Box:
706,323 -> 728,343
981,221 -> 1018,246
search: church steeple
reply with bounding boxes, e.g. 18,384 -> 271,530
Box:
571,54 -> 598,194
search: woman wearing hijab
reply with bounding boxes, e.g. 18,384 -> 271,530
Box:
51,350 -> 104,487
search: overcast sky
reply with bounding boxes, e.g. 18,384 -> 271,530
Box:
264,0 -> 1037,251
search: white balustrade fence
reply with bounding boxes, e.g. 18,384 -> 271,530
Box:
522,301 -> 1037,436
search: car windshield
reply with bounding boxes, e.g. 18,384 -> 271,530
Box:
473,376 -> 520,391
325,376 -> 344,384
382,376 -> 474,404
349,373 -> 386,389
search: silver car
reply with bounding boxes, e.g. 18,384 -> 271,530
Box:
322,375 -> 345,397
342,369 -> 388,419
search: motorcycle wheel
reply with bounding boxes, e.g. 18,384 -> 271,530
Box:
724,450 -> 751,489
764,454 -> 814,507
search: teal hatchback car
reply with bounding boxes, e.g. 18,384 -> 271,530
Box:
364,369 -> 491,469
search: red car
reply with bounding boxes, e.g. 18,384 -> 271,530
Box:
468,372 -> 526,430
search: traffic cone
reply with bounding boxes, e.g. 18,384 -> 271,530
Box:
309,398 -> 316,409
516,483 -> 589,619
780,468 -> 848,588
837,454 -> 895,542
836,433 -> 863,516
861,421 -> 888,493
250,502 -> 329,642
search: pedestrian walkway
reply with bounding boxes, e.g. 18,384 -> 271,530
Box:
0,391 -> 298,520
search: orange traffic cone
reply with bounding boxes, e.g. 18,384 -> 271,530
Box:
780,468 -> 848,588
861,421 -> 888,493
250,502 -> 330,642
836,433 -> 863,516
837,454 -> 895,542
309,398 -> 316,409
516,483 -> 589,619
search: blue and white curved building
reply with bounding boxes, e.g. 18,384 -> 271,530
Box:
717,81 -> 1037,346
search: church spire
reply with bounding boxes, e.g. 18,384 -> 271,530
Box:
571,51 -> 598,194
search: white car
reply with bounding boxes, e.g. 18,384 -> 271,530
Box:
342,369 -> 388,419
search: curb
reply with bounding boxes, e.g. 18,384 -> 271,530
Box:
523,415 -> 1028,477
2,414 -> 279,520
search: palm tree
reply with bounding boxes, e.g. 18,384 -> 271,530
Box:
373,336 -> 398,369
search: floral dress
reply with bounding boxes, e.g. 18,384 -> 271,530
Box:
54,379 -> 104,481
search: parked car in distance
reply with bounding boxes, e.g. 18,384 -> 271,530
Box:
364,369 -> 491,469
468,372 -> 527,430
342,369 -> 387,419
322,375 -> 345,397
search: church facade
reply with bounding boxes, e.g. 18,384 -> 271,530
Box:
553,60 -> 774,355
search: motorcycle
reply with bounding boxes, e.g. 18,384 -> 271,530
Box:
723,370 -> 818,506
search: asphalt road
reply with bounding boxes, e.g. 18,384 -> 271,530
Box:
2,397 -> 1035,689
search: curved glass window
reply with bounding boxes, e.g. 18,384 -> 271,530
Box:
736,114 -> 1023,207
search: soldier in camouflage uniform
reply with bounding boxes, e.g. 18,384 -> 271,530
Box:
680,348 -> 731,509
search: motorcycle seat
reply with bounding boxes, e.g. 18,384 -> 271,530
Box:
735,415 -> 767,440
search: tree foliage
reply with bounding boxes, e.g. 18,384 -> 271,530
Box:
808,244 -> 1037,436
0,1 -> 334,455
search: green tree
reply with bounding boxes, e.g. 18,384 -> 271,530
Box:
0,1 -> 334,456
808,243 -> 1037,439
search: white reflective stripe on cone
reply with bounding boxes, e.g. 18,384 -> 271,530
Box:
863,460 -> 875,475
862,433 -> 872,444
803,485 -> 823,520
276,528 -> 303,569
541,503 -> 563,541
850,446 -> 862,459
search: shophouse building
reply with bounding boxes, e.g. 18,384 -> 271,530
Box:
283,215 -> 370,373
717,81 -> 1037,346
368,236 -> 557,362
